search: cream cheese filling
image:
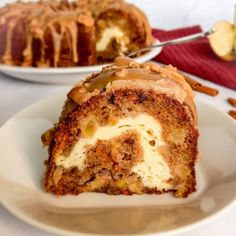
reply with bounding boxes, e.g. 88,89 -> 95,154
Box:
96,27 -> 127,52
56,114 -> 173,190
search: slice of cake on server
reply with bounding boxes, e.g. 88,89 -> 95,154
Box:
42,57 -> 199,198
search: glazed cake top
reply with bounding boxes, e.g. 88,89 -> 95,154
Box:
67,57 -> 196,124
66,57 -> 197,126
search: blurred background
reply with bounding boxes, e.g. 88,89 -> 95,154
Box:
1,0 -> 235,30
127,0 -> 235,30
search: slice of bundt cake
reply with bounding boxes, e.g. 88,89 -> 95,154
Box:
0,0 -> 153,67
42,57 -> 199,198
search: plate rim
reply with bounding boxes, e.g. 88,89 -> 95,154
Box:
0,40 -> 161,74
2,191 -> 236,236
1,95 -> 236,236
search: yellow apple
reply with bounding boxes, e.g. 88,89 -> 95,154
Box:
209,20 -> 236,61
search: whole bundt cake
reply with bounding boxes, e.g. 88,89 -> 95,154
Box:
0,0 -> 153,67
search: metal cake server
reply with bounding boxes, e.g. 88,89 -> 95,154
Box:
127,28 -> 216,57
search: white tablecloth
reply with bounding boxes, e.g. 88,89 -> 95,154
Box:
0,0 -> 236,235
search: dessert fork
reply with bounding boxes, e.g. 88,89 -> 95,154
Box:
127,28 -> 216,57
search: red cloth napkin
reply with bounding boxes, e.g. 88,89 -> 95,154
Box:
152,25 -> 236,90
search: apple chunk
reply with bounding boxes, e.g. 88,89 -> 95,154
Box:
209,21 -> 236,61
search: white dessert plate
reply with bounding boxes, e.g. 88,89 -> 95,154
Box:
0,94 -> 236,236
0,40 -> 162,85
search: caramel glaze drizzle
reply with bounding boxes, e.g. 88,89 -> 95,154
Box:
0,0 -> 94,67
83,57 -> 194,98
68,57 -> 197,125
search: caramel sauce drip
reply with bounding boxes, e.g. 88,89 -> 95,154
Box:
83,57 -> 194,98
84,67 -> 163,92
68,57 -> 197,125
0,1 -> 94,67
2,17 -> 18,64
